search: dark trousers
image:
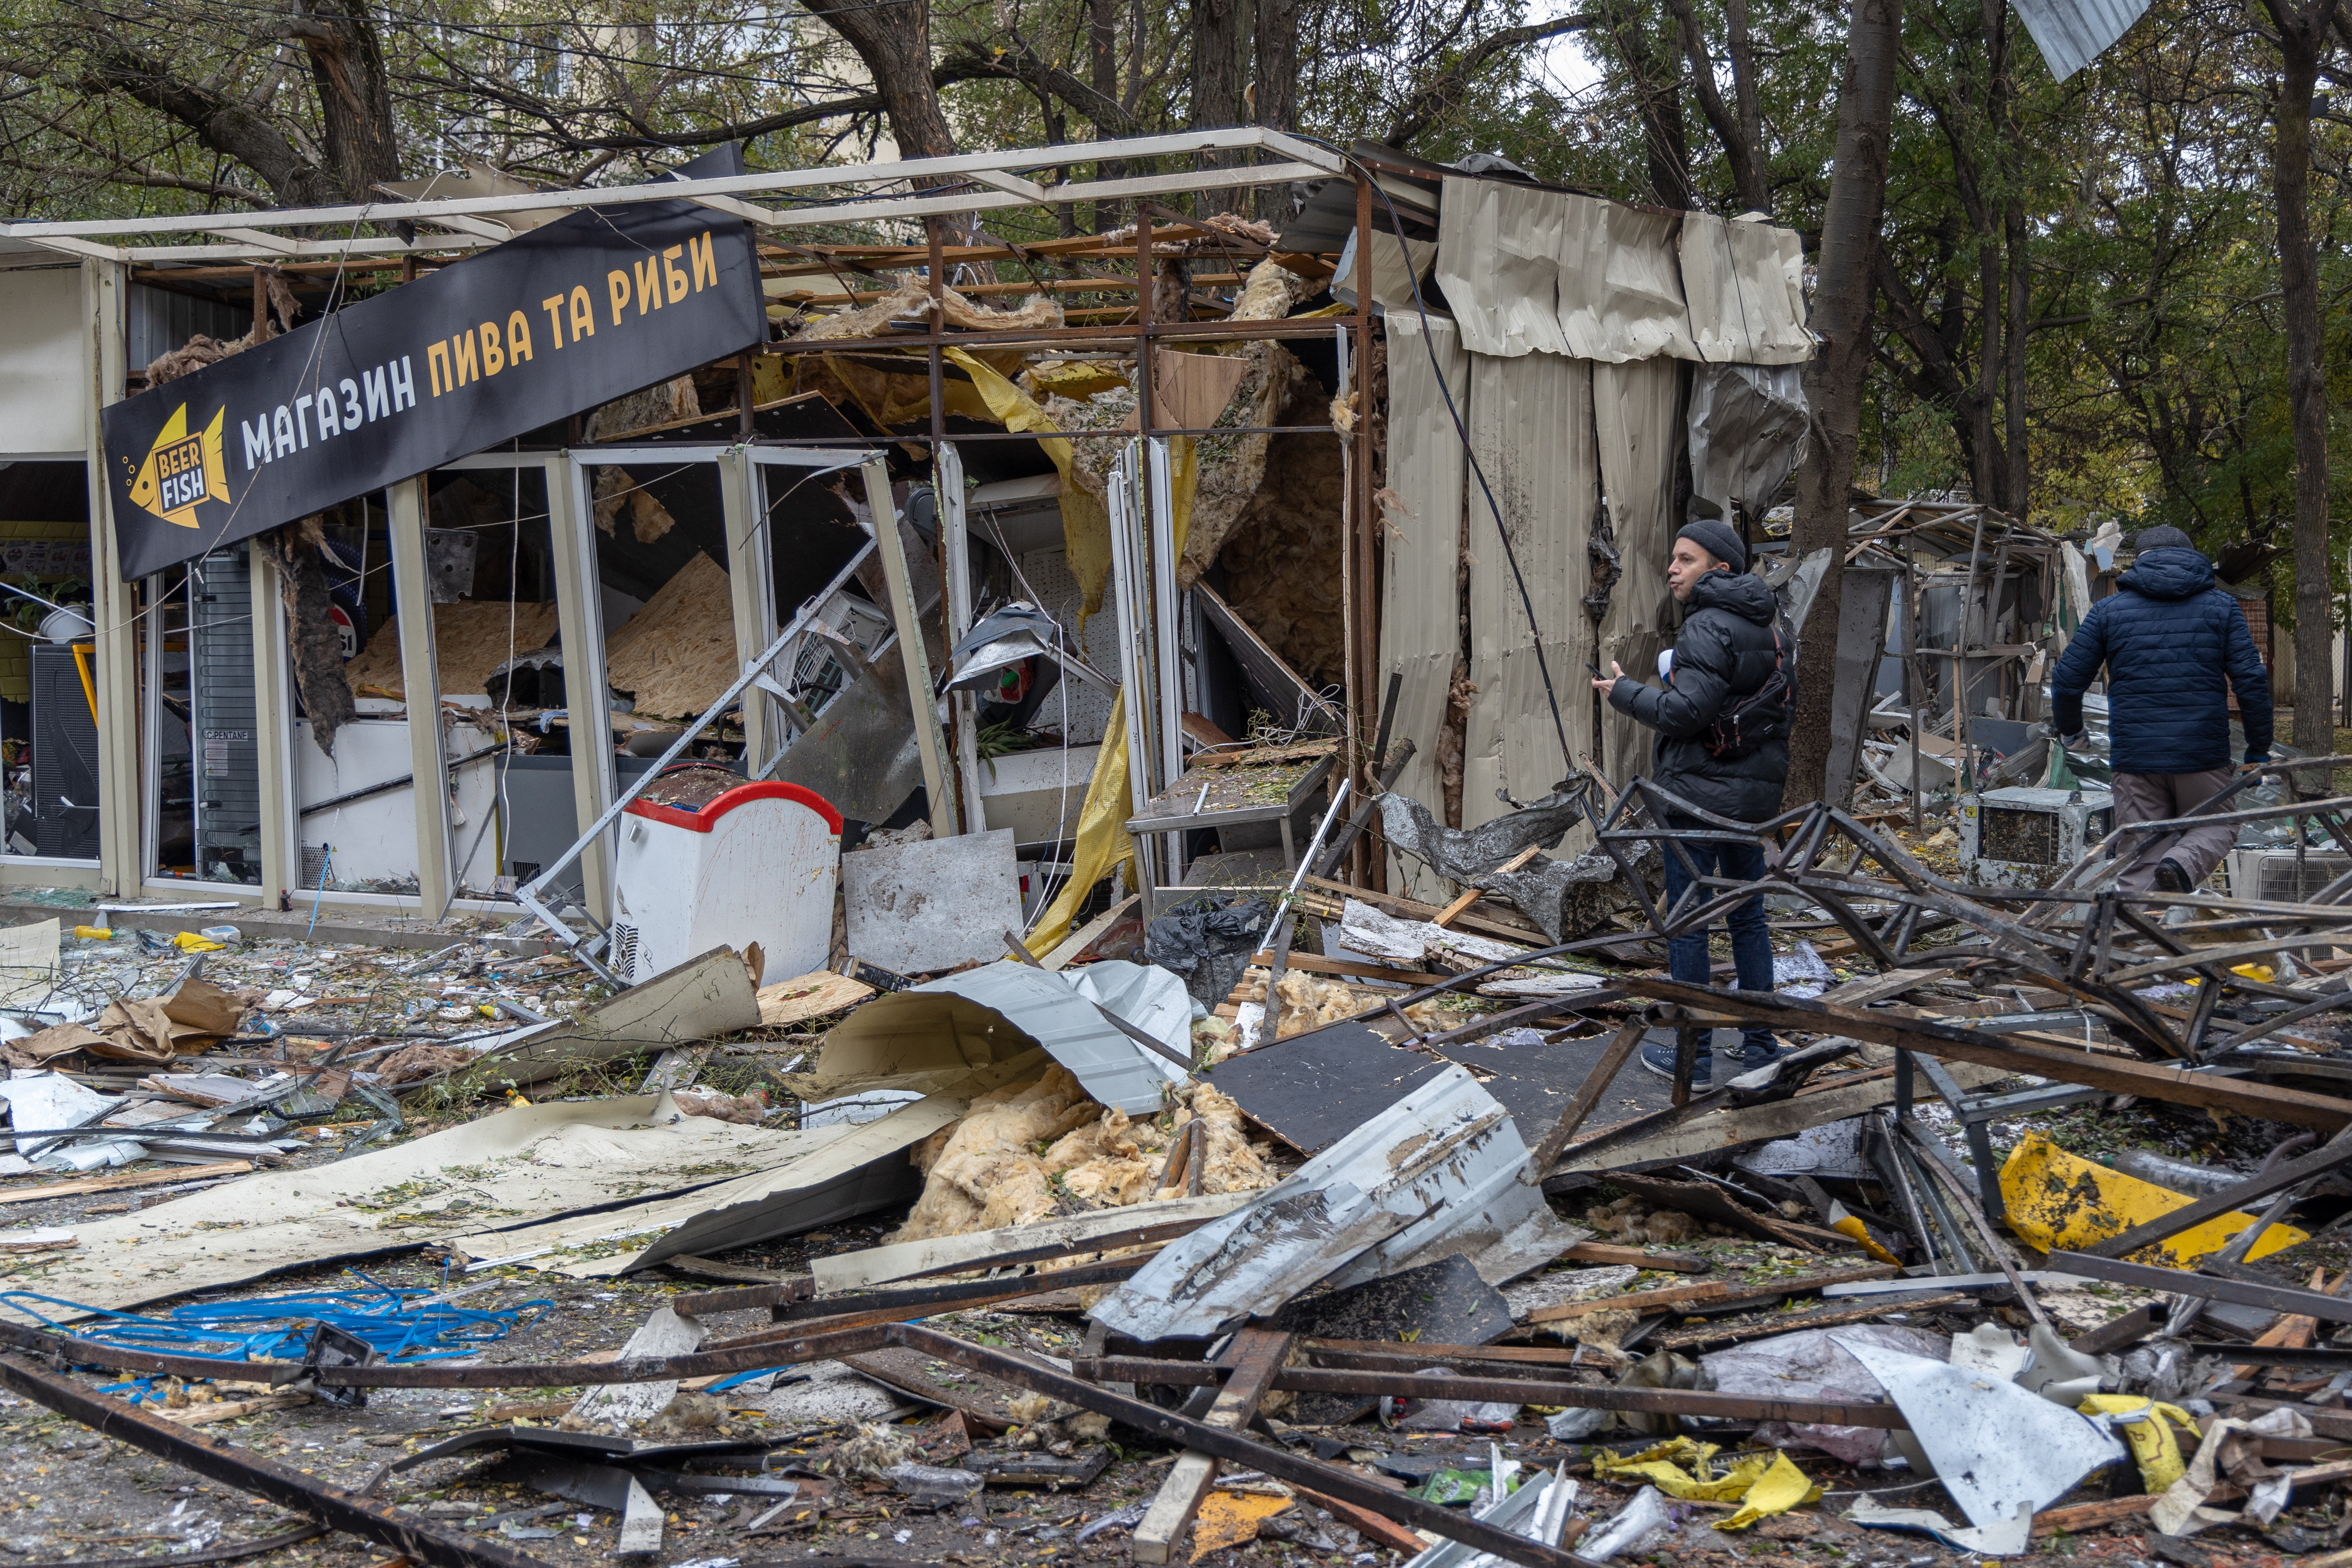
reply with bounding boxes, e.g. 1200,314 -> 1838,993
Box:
1661,815 -> 1777,1058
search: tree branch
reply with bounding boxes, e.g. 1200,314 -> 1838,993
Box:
1381,13 -> 1598,148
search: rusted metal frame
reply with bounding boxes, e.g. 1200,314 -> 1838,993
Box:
1071,1355 -> 1904,1428
767,1259 -> 1146,1321
2050,1251 -> 2352,1324
2211,985 -> 2352,1058
2032,770 -> 2352,915
1802,883 -> 1903,972
2076,1124 -> 2352,1260
1416,997 -> 1604,1053
1769,805 -> 1838,879
2185,971 -> 2229,1056
1893,1115 -> 2051,1326
0,1353 -> 551,1568
1581,791 -> 1662,929
762,317 -> 1345,353
890,1326 -> 1601,1568
2065,892 -> 2105,982
2107,927 -> 2352,985
1629,979 -> 2352,1130
1885,902 -> 1924,959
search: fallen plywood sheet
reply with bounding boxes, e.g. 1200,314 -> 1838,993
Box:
601,550 -> 739,720
816,961 -> 1187,1114
759,971 -> 874,1028
1,1092 -> 853,1317
812,1189 -> 1256,1294
445,947 -> 761,1092
446,1054 -> 1049,1277
842,830 -> 1024,976
1546,1061 -> 2009,1178
1207,1023 -> 1446,1155
1089,1065 -> 1581,1340
345,601 -> 561,698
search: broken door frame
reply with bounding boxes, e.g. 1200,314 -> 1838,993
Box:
1106,437 -> 1187,906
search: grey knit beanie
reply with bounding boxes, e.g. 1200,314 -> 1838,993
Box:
1676,515 -> 1746,574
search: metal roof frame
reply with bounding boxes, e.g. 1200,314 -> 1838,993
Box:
0,127 -> 1344,265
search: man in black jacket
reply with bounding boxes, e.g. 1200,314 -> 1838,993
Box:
1592,514 -> 1791,1083
2050,525 -> 2273,891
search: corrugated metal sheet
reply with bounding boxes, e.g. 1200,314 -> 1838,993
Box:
126,282 -> 250,377
1378,312 -> 1470,901
1434,179 -> 1806,366
1434,181 -> 1569,358
814,961 -> 1187,1114
1087,1065 -> 1580,1341
1594,357 -> 1682,782
1558,196 -> 1693,362
1461,353 -> 1596,829
2011,0 -> 2150,81
1678,214 -> 1811,364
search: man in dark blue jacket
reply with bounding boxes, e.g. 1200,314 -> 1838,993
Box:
2050,525 -> 2273,892
1592,513 -> 1790,1083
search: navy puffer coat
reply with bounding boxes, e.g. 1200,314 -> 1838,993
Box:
1608,568 -> 1790,822
2050,546 -> 2273,775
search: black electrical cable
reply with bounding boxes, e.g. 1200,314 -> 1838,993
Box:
1293,135 -> 1575,774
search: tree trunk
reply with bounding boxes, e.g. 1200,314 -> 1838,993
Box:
2271,14 -> 2333,754
2004,199 -> 2029,515
288,0 -> 400,199
1252,0 -> 1298,218
1782,0 -> 1903,809
1091,0 -> 1123,228
1667,0 -> 1767,212
803,0 -> 959,162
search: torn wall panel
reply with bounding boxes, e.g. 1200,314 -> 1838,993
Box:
1461,352 -> 1597,829
1678,215 -> 1811,365
1594,356 -> 1682,785
1434,179 -> 1568,360
1556,198 -> 1694,364
1378,311 -> 1470,900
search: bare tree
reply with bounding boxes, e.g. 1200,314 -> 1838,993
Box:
2255,0 -> 2342,746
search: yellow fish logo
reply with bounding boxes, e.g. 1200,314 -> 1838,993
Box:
127,404 -> 228,529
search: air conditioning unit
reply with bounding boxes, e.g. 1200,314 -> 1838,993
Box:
2226,847 -> 2352,904
609,767 -> 841,985
1958,785 -> 2114,887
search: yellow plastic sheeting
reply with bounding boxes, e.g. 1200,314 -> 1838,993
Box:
2079,1393 -> 2199,1493
1592,1438 -> 1820,1530
1190,1492 -> 1293,1561
949,347 -> 1205,956
1999,1131 -> 2308,1265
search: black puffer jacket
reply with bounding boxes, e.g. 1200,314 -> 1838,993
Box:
1607,569 -> 1790,821
2050,546 -> 2273,775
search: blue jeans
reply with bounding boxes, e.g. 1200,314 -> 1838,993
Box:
1661,815 -> 1777,1058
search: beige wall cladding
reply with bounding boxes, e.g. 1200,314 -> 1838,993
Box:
1679,214 -> 1811,364
1434,179 -> 1568,359
1558,197 -> 1696,363
1436,177 -> 1808,367
1378,312 -> 1470,900
1461,351 -> 1597,830
1594,357 -> 1684,784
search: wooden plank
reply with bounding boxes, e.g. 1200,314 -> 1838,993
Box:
811,1191 -> 1252,1293
1559,1242 -> 1710,1273
0,1160 -> 251,1206
1433,847 -> 1540,929
1631,979 -> 2352,1131
1523,1280 -> 1731,1324
1039,893 -> 1140,971
2031,1461 -> 2352,1537
1245,949 -> 1452,986
1653,1294 -> 1974,1350
1301,875 -> 1546,945
1132,1327 -> 1295,1565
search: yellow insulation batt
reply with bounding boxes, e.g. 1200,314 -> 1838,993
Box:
890,1065 -> 1276,1244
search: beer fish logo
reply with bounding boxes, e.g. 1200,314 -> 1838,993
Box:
127,404 -> 229,529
